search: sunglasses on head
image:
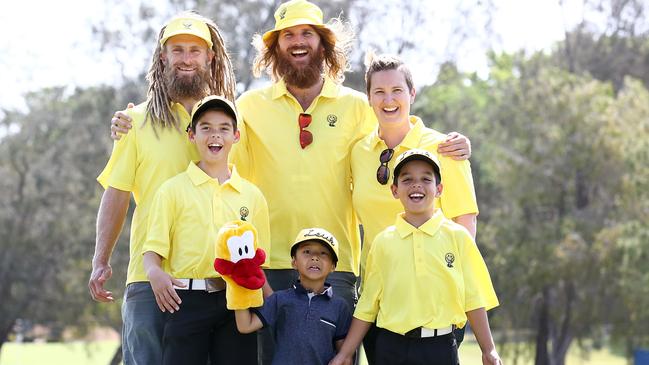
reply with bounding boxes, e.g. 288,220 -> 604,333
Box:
298,113 -> 313,149
376,148 -> 395,185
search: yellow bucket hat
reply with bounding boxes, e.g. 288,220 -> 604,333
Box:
160,16 -> 213,48
262,0 -> 325,43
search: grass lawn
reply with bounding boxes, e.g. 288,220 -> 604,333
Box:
0,339 -> 627,365
455,340 -> 627,365
0,341 -> 118,365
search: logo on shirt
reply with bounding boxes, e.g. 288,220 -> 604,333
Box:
445,253 -> 455,268
240,206 -> 249,221
327,114 -> 337,127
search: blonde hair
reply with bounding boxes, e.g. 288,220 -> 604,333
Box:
145,12 -> 236,132
364,52 -> 414,95
251,18 -> 354,84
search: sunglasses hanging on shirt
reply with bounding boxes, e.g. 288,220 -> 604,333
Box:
376,148 -> 395,185
298,113 -> 313,149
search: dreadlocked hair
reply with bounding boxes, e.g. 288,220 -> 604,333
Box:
252,17 -> 354,84
144,12 -> 236,134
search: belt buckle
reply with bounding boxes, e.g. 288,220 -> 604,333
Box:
205,278 -> 225,293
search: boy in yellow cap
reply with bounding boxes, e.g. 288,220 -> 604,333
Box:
330,149 -> 502,365
142,95 -> 270,365
235,228 -> 352,365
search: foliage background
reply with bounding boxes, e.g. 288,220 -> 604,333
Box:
0,1 -> 647,364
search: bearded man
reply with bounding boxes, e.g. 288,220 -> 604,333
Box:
233,0 -> 366,313
88,12 -> 239,364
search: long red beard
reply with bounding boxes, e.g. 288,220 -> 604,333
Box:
276,46 -> 324,88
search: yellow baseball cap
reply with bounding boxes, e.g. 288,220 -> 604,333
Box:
291,227 -> 339,264
160,16 -> 213,48
262,0 -> 325,43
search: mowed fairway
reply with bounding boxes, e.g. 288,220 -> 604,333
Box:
0,341 -> 118,365
0,339 -> 627,365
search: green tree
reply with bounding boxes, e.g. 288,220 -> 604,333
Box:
593,78 -> 649,356
0,82 -> 142,355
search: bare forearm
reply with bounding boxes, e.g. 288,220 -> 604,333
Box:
335,339 -> 344,352
453,213 -> 477,239
338,318 -> 372,358
235,310 -> 263,333
262,281 -> 274,298
467,308 -> 495,353
143,251 -> 163,277
93,188 -> 130,265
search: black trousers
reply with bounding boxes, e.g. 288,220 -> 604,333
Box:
374,327 -> 459,365
363,323 -> 379,365
162,290 -> 257,365
365,324 -> 464,365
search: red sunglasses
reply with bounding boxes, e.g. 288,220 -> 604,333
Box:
298,113 -> 313,149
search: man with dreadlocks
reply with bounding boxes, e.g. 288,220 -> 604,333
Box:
89,12 -> 237,365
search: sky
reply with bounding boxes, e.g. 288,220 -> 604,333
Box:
0,0 -> 584,112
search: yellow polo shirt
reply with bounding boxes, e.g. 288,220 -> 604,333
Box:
97,102 -> 198,284
354,211 -> 498,334
351,116 -> 478,269
232,78 -> 376,274
143,162 -> 271,279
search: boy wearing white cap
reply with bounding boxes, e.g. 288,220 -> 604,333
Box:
235,228 -> 352,365
331,149 -> 502,365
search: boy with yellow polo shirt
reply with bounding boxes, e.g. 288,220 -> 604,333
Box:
142,96 -> 270,365
331,149 -> 502,365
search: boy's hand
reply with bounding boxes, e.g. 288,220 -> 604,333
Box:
437,131 -> 471,160
110,103 -> 134,140
482,349 -> 503,365
147,266 -> 185,313
328,354 -> 352,365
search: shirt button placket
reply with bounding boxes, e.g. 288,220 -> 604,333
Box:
414,231 -> 424,276
212,183 -> 222,224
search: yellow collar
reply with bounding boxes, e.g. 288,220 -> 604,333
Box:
394,209 -> 445,238
186,161 -> 243,192
369,116 -> 425,150
271,77 -> 340,100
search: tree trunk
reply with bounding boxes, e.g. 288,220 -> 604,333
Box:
553,333 -> 573,365
535,287 -> 552,365
552,282 -> 575,365
109,344 -> 122,365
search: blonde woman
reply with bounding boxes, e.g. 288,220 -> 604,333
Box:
351,53 -> 479,364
